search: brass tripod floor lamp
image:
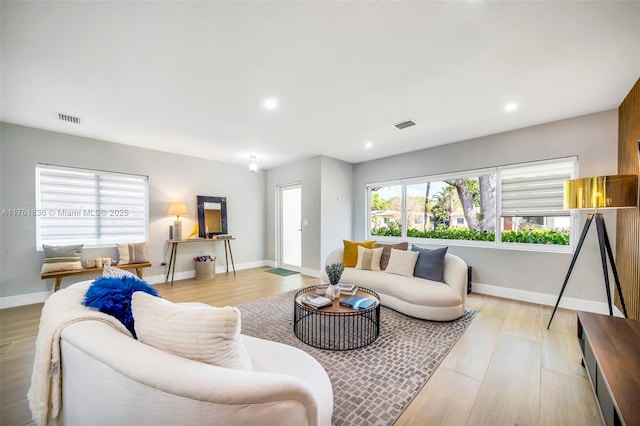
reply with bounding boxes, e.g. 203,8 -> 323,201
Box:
547,174 -> 638,329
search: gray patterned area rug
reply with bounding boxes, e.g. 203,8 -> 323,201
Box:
237,290 -> 477,426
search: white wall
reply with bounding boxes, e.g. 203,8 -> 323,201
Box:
352,110 -> 620,309
320,156 -> 353,267
265,155 -> 353,273
0,123 -> 267,305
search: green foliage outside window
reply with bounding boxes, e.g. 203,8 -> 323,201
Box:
372,227 -> 569,245
405,228 -> 495,241
501,229 -> 570,245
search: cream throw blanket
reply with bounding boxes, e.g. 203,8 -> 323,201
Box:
27,281 -> 132,426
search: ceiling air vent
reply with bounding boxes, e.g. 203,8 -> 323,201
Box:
393,119 -> 416,130
57,113 -> 81,124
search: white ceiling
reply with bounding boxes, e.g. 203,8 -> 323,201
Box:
1,1 -> 639,170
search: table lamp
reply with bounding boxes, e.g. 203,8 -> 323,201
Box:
547,174 -> 638,328
168,202 -> 189,241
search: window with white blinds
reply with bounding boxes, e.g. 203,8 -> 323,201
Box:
36,164 -> 149,248
499,157 -> 577,217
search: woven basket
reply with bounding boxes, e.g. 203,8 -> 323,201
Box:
195,259 -> 215,280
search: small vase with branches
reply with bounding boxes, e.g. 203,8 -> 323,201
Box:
325,262 -> 345,299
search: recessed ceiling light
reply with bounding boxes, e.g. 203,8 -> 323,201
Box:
365,141 -> 373,149
504,102 -> 518,112
263,97 -> 278,111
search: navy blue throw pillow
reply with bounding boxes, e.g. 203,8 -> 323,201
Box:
412,246 -> 448,282
83,276 -> 159,338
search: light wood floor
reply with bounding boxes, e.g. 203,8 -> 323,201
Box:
1,267 -> 602,425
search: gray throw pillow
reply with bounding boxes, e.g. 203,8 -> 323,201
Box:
412,246 -> 448,282
41,244 -> 83,274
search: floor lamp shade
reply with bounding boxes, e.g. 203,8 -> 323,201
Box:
564,174 -> 638,210
168,202 -> 189,241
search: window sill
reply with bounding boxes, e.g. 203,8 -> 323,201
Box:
370,235 -> 574,254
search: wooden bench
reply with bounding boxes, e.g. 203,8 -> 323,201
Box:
41,262 -> 152,291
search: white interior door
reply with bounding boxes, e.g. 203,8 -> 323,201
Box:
279,184 -> 302,269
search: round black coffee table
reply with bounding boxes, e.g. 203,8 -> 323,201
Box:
293,285 -> 380,350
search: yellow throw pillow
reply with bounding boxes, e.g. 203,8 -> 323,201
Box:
343,240 -> 376,267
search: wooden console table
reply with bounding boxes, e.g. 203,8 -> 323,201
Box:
165,237 -> 235,285
577,311 -> 640,426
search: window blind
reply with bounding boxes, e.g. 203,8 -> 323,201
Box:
499,158 -> 577,217
36,164 -> 148,247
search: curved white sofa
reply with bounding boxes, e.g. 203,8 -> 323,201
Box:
42,282 -> 333,426
323,248 -> 468,321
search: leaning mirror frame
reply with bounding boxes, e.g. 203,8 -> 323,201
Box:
196,196 -> 228,238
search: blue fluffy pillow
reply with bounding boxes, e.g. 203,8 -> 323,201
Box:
83,276 -> 159,338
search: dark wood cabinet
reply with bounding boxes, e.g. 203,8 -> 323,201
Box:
577,311 -> 640,426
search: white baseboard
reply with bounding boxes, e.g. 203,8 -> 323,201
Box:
16,267 -> 610,311
145,260 -> 278,285
0,260 -> 279,308
472,282 -> 625,317
300,267 -> 320,278
0,290 -> 53,309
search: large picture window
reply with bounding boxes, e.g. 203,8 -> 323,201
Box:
403,172 -> 496,242
367,157 -> 577,251
36,164 -> 149,248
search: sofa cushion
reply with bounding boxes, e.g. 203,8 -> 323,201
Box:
41,244 -> 83,274
83,276 -> 159,337
132,292 -> 252,371
412,246 -> 448,282
355,246 -> 383,271
117,242 -> 149,265
384,248 -> 419,277
374,242 -> 409,270
340,267 -> 462,308
343,240 -> 376,267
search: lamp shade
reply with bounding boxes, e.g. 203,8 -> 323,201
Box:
168,202 -> 189,218
564,174 -> 638,210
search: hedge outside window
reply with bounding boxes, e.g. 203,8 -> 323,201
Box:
36,164 -> 149,248
367,157 -> 577,251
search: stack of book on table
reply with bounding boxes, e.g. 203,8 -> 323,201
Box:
301,294 -> 332,310
338,283 -> 358,295
340,295 -> 378,310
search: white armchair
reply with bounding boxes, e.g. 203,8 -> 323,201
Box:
33,280 -> 333,426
